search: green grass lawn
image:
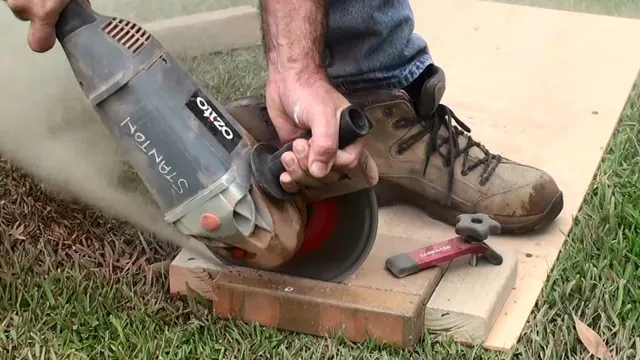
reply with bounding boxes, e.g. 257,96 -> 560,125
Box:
2,0 -> 640,359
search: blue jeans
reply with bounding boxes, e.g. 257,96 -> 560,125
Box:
324,0 -> 432,92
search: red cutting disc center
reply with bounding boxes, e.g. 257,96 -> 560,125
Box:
298,199 -> 339,254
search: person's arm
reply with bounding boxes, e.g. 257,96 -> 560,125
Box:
260,0 -> 365,183
261,0 -> 328,83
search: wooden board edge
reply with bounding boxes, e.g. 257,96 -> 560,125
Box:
143,5 -> 262,58
423,249 -> 518,349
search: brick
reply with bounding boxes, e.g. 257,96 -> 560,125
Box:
319,306 -> 365,341
278,296 -> 321,334
243,291 -> 280,327
363,311 -> 406,345
210,266 -> 427,348
213,283 -> 244,319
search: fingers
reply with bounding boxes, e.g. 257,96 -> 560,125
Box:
281,150 -> 324,188
306,110 -> 339,178
279,172 -> 299,193
279,139 -> 325,192
28,19 -> 57,52
7,0 -> 69,53
279,138 -> 364,193
333,139 -> 365,171
7,0 -> 31,20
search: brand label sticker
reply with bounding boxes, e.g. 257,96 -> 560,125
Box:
185,89 -> 242,153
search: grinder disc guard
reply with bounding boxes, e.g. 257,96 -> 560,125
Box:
211,188 -> 378,283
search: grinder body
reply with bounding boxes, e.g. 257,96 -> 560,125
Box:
52,0 -> 379,282
55,0 -> 273,252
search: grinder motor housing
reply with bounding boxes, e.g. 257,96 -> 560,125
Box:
54,0 -> 275,253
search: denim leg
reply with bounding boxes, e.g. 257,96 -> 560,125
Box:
324,0 -> 433,92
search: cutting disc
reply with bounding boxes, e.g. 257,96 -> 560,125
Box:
212,187 -> 378,283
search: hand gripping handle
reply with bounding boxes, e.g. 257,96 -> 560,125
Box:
250,105 -> 372,201
55,0 -> 97,42
266,106 -> 371,182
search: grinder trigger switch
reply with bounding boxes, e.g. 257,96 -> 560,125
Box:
250,105 -> 372,201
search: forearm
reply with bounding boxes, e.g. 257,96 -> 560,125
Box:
260,0 -> 328,81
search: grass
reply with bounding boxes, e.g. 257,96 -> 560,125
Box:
1,1 -> 640,359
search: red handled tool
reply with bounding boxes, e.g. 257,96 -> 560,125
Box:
385,213 -> 503,278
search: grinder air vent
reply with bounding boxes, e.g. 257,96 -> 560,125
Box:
102,18 -> 151,54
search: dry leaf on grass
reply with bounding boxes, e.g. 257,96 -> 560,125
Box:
573,314 -> 613,359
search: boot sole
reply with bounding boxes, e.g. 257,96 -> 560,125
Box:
373,179 -> 564,235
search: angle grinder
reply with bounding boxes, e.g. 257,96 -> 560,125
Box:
44,0 -> 379,282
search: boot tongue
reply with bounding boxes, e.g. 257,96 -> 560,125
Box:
416,66 -> 490,162
417,65 -> 447,118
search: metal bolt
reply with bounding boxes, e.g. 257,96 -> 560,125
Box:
469,254 -> 478,267
284,287 -> 294,292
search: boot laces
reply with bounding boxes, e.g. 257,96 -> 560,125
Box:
394,104 -> 502,206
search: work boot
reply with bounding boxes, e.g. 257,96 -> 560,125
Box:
344,64 -> 564,233
225,65 -> 563,234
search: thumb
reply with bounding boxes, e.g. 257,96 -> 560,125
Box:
307,108 -> 339,178
28,19 -> 57,53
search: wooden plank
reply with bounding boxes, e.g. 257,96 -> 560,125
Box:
143,6 -> 262,57
424,249 -> 518,346
395,0 -> 640,350
373,205 -> 517,347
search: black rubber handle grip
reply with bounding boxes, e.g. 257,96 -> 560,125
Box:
265,105 -> 371,180
55,0 -> 97,42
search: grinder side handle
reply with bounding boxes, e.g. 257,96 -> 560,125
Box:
250,105 -> 372,201
55,0 -> 98,42
265,106 -> 371,180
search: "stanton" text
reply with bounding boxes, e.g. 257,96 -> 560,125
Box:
120,116 -> 189,194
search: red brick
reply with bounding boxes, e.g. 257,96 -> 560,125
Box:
319,306 -> 365,341
243,291 -> 280,327
363,312 -> 406,345
212,283 -> 244,319
208,266 -> 426,348
278,295 -> 321,334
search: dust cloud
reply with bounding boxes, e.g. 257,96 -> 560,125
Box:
0,9 -> 195,250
